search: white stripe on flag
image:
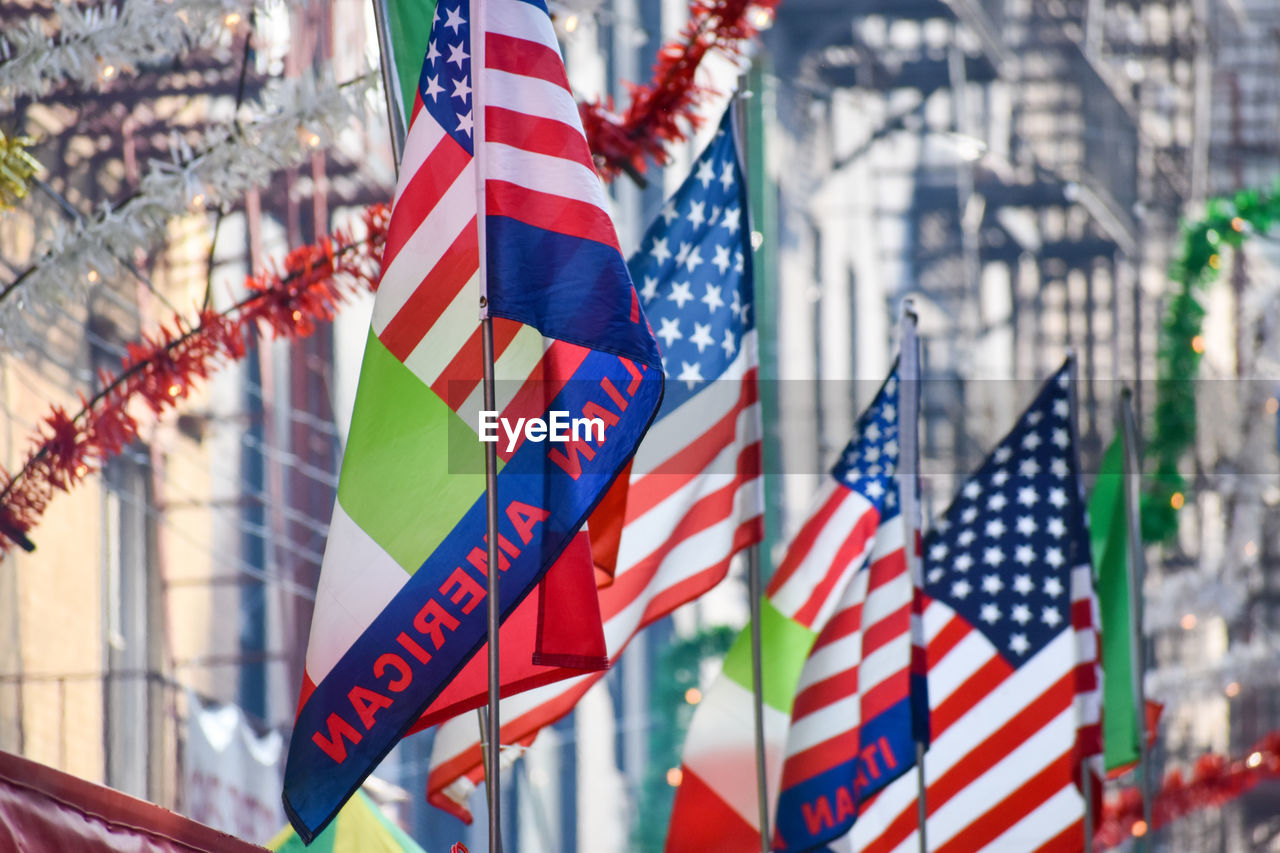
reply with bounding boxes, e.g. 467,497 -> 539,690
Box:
484,69 -> 582,129
485,142 -> 607,208
401,272 -> 481,385
393,114 -> 446,207
769,489 -> 874,620
303,498 -> 412,682
486,0 -> 563,53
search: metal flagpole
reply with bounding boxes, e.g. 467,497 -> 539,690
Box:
370,0 -> 406,165
1065,352 -> 1093,851
747,544 -> 771,853
897,301 -> 927,853
472,2 -> 503,849
732,73 -> 772,853
1120,388 -> 1153,848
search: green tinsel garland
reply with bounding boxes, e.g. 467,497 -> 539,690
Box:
1143,184 -> 1280,541
631,625 -> 737,853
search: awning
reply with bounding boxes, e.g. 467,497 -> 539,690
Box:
0,749 -> 267,852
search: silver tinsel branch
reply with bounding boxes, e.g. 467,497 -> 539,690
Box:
0,70 -> 377,350
0,0 -> 251,110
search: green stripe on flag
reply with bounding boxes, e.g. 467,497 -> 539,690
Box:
1090,436 -> 1141,770
338,328 -> 484,573
386,0 -> 437,124
721,599 -> 816,713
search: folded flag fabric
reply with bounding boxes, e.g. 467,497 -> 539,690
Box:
666,365 -> 915,852
839,361 -> 1102,853
425,105 -> 765,822
282,0 -> 663,841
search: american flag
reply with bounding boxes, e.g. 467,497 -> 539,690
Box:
770,367 -> 929,852
838,362 -> 1102,853
426,108 -> 764,820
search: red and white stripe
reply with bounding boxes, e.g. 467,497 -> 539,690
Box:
837,563 -> 1100,853
426,334 -> 764,819
777,522 -> 912,789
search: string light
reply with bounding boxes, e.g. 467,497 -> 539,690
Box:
224,11 -> 242,28
666,767 -> 683,787
1191,335 -> 1206,353
1226,682 -> 1240,697
1266,397 -> 1278,415
1248,752 -> 1263,768
1170,491 -> 1185,510
1131,820 -> 1148,837
1180,612 -> 1197,630
684,687 -> 702,705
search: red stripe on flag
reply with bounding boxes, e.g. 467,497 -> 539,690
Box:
934,755 -> 1075,853
931,653 -> 1010,734
381,133 -> 472,273
1031,817 -> 1084,853
860,670 -> 910,721
485,32 -> 572,92
859,600 -> 911,660
792,511 -> 881,627
665,768 -> 762,853
779,729 -> 862,790
810,603 -> 863,650
378,220 -> 479,361
766,489 -> 852,594
926,612 -> 973,668
486,106 -> 594,169
487,180 -> 622,252
430,317 -> 523,408
600,445 -> 761,621
631,517 -> 762,628
791,669 -> 859,723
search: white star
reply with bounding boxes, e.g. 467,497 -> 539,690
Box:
650,236 -> 672,265
695,159 -> 716,188
455,109 -> 473,137
447,41 -> 469,68
885,488 -> 898,510
1054,399 -> 1070,419
423,74 -> 444,101
656,317 -> 682,348
734,250 -> 744,274
954,553 -> 974,572
689,322 -> 714,353
1052,428 -> 1069,448
1050,458 -> 1069,478
1012,604 -> 1031,624
1009,633 -> 1030,655
720,160 -> 735,190
928,567 -> 945,584
962,507 -> 978,524
675,242 -> 691,267
865,422 -> 882,442
667,280 -> 694,308
982,573 -> 1004,594
688,200 -> 707,227
958,529 -> 976,547
721,329 -> 736,358
930,542 -> 949,561
1047,517 -> 1066,538
864,480 -> 885,499
677,361 -> 704,389
1017,487 -> 1039,507
953,579 -> 973,599
883,404 -> 896,422
640,277 -> 658,303
712,245 -> 732,274
1041,606 -> 1063,628
1013,573 -> 1033,594
452,75 -> 471,100
1048,488 -> 1067,508
1023,432 -> 1043,450
980,603 -> 1002,624
1016,515 -> 1037,536
660,201 -> 679,225
994,446 -> 1013,464
721,206 -> 742,234
988,493 -> 1008,512
729,290 -> 743,318
964,481 -> 982,500
684,245 -> 704,273
1020,458 -> 1041,477
1043,576 -> 1064,598
443,6 -> 465,32
864,446 -> 881,463
426,40 -> 441,63
992,469 -> 1010,487
1015,545 -> 1035,566
883,438 -> 899,458
1027,411 -> 1044,426
983,546 -> 1005,567
1044,547 -> 1064,568
985,518 -> 1006,538
698,284 -> 724,313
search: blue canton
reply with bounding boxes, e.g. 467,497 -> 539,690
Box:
830,369 -> 902,520
419,2 -> 474,154
629,110 -> 753,414
923,365 -> 1090,664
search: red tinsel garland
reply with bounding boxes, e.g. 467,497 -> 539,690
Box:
580,0 -> 779,181
0,204 -> 391,554
1094,732 -> 1280,849
0,0 -> 780,553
